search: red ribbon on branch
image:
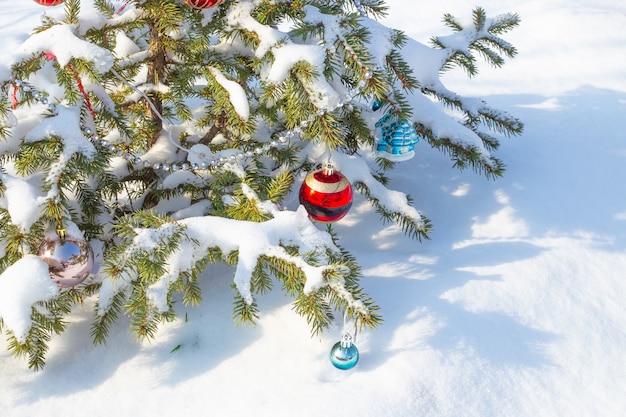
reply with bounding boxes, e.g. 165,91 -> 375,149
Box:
43,52 -> 96,118
116,2 -> 129,15
11,86 -> 18,110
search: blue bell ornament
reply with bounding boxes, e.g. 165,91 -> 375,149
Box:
374,113 -> 420,161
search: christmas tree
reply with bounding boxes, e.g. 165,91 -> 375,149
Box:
0,0 -> 522,370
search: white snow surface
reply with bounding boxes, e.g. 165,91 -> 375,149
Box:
0,256 -> 59,342
2,1 -> 626,417
16,23 -> 113,73
0,173 -> 43,231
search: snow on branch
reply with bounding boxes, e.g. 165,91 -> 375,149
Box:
358,9 -> 522,176
208,67 -> 250,120
0,256 -> 59,342
97,206 -> 342,316
185,207 -> 342,301
24,105 -> 96,160
225,2 -> 288,59
433,8 -> 520,75
16,24 -> 113,73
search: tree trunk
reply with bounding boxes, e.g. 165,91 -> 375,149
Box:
147,22 -> 165,147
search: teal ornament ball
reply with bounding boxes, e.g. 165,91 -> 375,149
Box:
330,339 -> 359,370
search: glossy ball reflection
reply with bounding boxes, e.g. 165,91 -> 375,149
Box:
329,340 -> 359,370
37,236 -> 94,288
299,166 -> 352,223
182,0 -> 225,9
33,0 -> 64,6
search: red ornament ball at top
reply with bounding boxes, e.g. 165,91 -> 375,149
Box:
33,0 -> 64,6
299,165 -> 353,224
182,0 -> 225,9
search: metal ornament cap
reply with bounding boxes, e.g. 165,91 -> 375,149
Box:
37,236 -> 95,288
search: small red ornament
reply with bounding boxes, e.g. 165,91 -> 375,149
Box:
182,0 -> 225,9
33,0 -> 64,6
299,165 -> 353,223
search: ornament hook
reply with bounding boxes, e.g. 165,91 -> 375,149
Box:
322,162 -> 335,176
342,309 -> 359,345
56,213 -> 67,242
329,311 -> 360,370
340,332 -> 353,349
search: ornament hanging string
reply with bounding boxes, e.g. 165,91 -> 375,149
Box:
40,52 -> 96,118
329,309 -> 360,369
342,309 -> 358,345
109,68 -> 190,155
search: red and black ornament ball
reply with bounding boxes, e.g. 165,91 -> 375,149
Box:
182,0 -> 225,9
33,0 -> 64,5
299,165 -> 353,223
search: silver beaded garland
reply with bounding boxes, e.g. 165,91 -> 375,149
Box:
10,67 -> 374,174
8,2 -> 378,173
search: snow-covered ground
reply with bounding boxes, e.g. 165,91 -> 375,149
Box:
2,1 -> 626,416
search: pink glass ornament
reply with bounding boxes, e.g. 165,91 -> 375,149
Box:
182,0 -> 224,9
38,236 -> 94,288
